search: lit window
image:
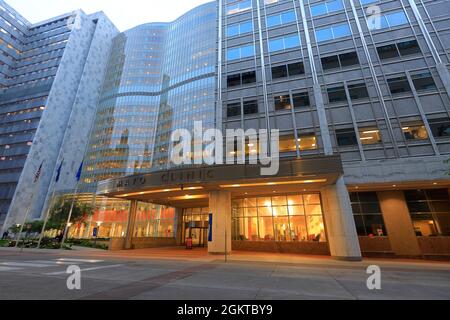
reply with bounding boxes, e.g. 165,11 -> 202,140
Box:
359,127 -> 381,145
402,122 -> 428,140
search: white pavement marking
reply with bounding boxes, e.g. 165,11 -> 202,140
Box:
0,262 -> 52,268
45,264 -> 124,275
25,260 -> 77,265
0,266 -> 23,271
55,258 -> 104,263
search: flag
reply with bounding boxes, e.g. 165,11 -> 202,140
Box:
34,161 -> 43,183
55,159 -> 64,183
76,161 -> 83,181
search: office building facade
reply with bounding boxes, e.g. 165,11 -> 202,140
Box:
0,0 -> 118,230
2,0 -> 450,260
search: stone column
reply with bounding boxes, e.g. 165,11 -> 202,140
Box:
377,191 -> 421,257
321,176 -> 362,261
208,190 -> 231,254
124,200 -> 138,250
175,207 -> 184,245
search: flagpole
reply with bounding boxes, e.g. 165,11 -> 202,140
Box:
14,191 -> 35,249
60,183 -> 79,249
36,187 -> 56,249
14,163 -> 42,249
37,159 -> 63,249
60,161 -> 83,249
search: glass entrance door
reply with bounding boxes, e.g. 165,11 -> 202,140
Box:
185,227 -> 207,247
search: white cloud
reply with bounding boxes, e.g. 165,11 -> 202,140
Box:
5,0 -> 214,31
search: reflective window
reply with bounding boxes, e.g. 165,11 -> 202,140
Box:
348,83 -> 369,100
311,0 -> 344,17
267,10 -> 296,28
227,20 -> 253,37
227,1 -> 252,15
428,118 -> 450,138
405,189 -> 450,236
387,76 -> 411,94
315,23 -> 351,42
268,35 -> 300,52
227,45 -> 255,60
411,72 -> 437,92
350,192 -> 387,236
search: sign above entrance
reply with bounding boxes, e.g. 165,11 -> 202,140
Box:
96,156 -> 344,197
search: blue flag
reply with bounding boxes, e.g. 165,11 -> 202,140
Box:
55,159 -> 64,183
76,161 -> 83,181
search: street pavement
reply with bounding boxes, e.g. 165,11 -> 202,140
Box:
0,246 -> 449,300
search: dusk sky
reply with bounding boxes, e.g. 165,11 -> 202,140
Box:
5,0 -> 213,31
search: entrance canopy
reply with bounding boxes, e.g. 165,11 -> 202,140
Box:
96,156 -> 343,208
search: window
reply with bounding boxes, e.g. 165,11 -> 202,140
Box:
368,10 -> 408,31
227,71 -> 256,87
274,94 -> 291,111
397,40 -> 421,56
227,102 -> 241,117
292,92 -> 310,108
243,100 -> 258,114
267,10 -> 296,28
315,23 -> 351,42
268,35 -> 300,52
402,122 -> 428,140
287,62 -> 304,76
227,1 -> 252,15
350,192 -> 387,236
387,76 -> 411,94
227,20 -> 253,37
377,44 -> 399,60
227,74 -> 241,87
311,0 -> 344,17
405,189 -> 450,236
327,86 -> 347,103
336,128 -> 358,146
271,65 -> 288,79
359,127 -> 381,145
348,83 -> 369,100
411,72 -> 437,91
297,133 -> 317,150
321,55 -> 340,70
279,134 -> 297,152
339,52 -> 359,67
377,40 -> 421,60
428,118 -> 450,138
271,62 -> 304,79
227,45 -> 255,61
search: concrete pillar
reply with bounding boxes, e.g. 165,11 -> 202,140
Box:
377,191 -> 422,257
321,176 -> 362,261
124,200 -> 138,250
175,208 -> 184,245
208,190 -> 231,254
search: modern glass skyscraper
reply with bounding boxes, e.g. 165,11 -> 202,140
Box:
80,2 -> 217,189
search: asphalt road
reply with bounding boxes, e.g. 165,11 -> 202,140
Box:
0,247 -> 449,300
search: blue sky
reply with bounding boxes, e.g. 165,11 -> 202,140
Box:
5,0 -> 213,31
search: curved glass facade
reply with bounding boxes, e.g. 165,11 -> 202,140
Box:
81,1 -> 217,188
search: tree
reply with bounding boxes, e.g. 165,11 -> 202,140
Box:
47,197 -> 94,231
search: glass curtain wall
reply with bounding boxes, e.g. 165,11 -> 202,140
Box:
232,194 -> 326,242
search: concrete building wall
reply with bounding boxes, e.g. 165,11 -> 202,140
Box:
1,10 -> 118,231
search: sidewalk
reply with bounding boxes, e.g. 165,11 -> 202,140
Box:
1,246 -> 449,271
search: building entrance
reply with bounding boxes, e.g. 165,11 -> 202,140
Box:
182,207 -> 209,247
